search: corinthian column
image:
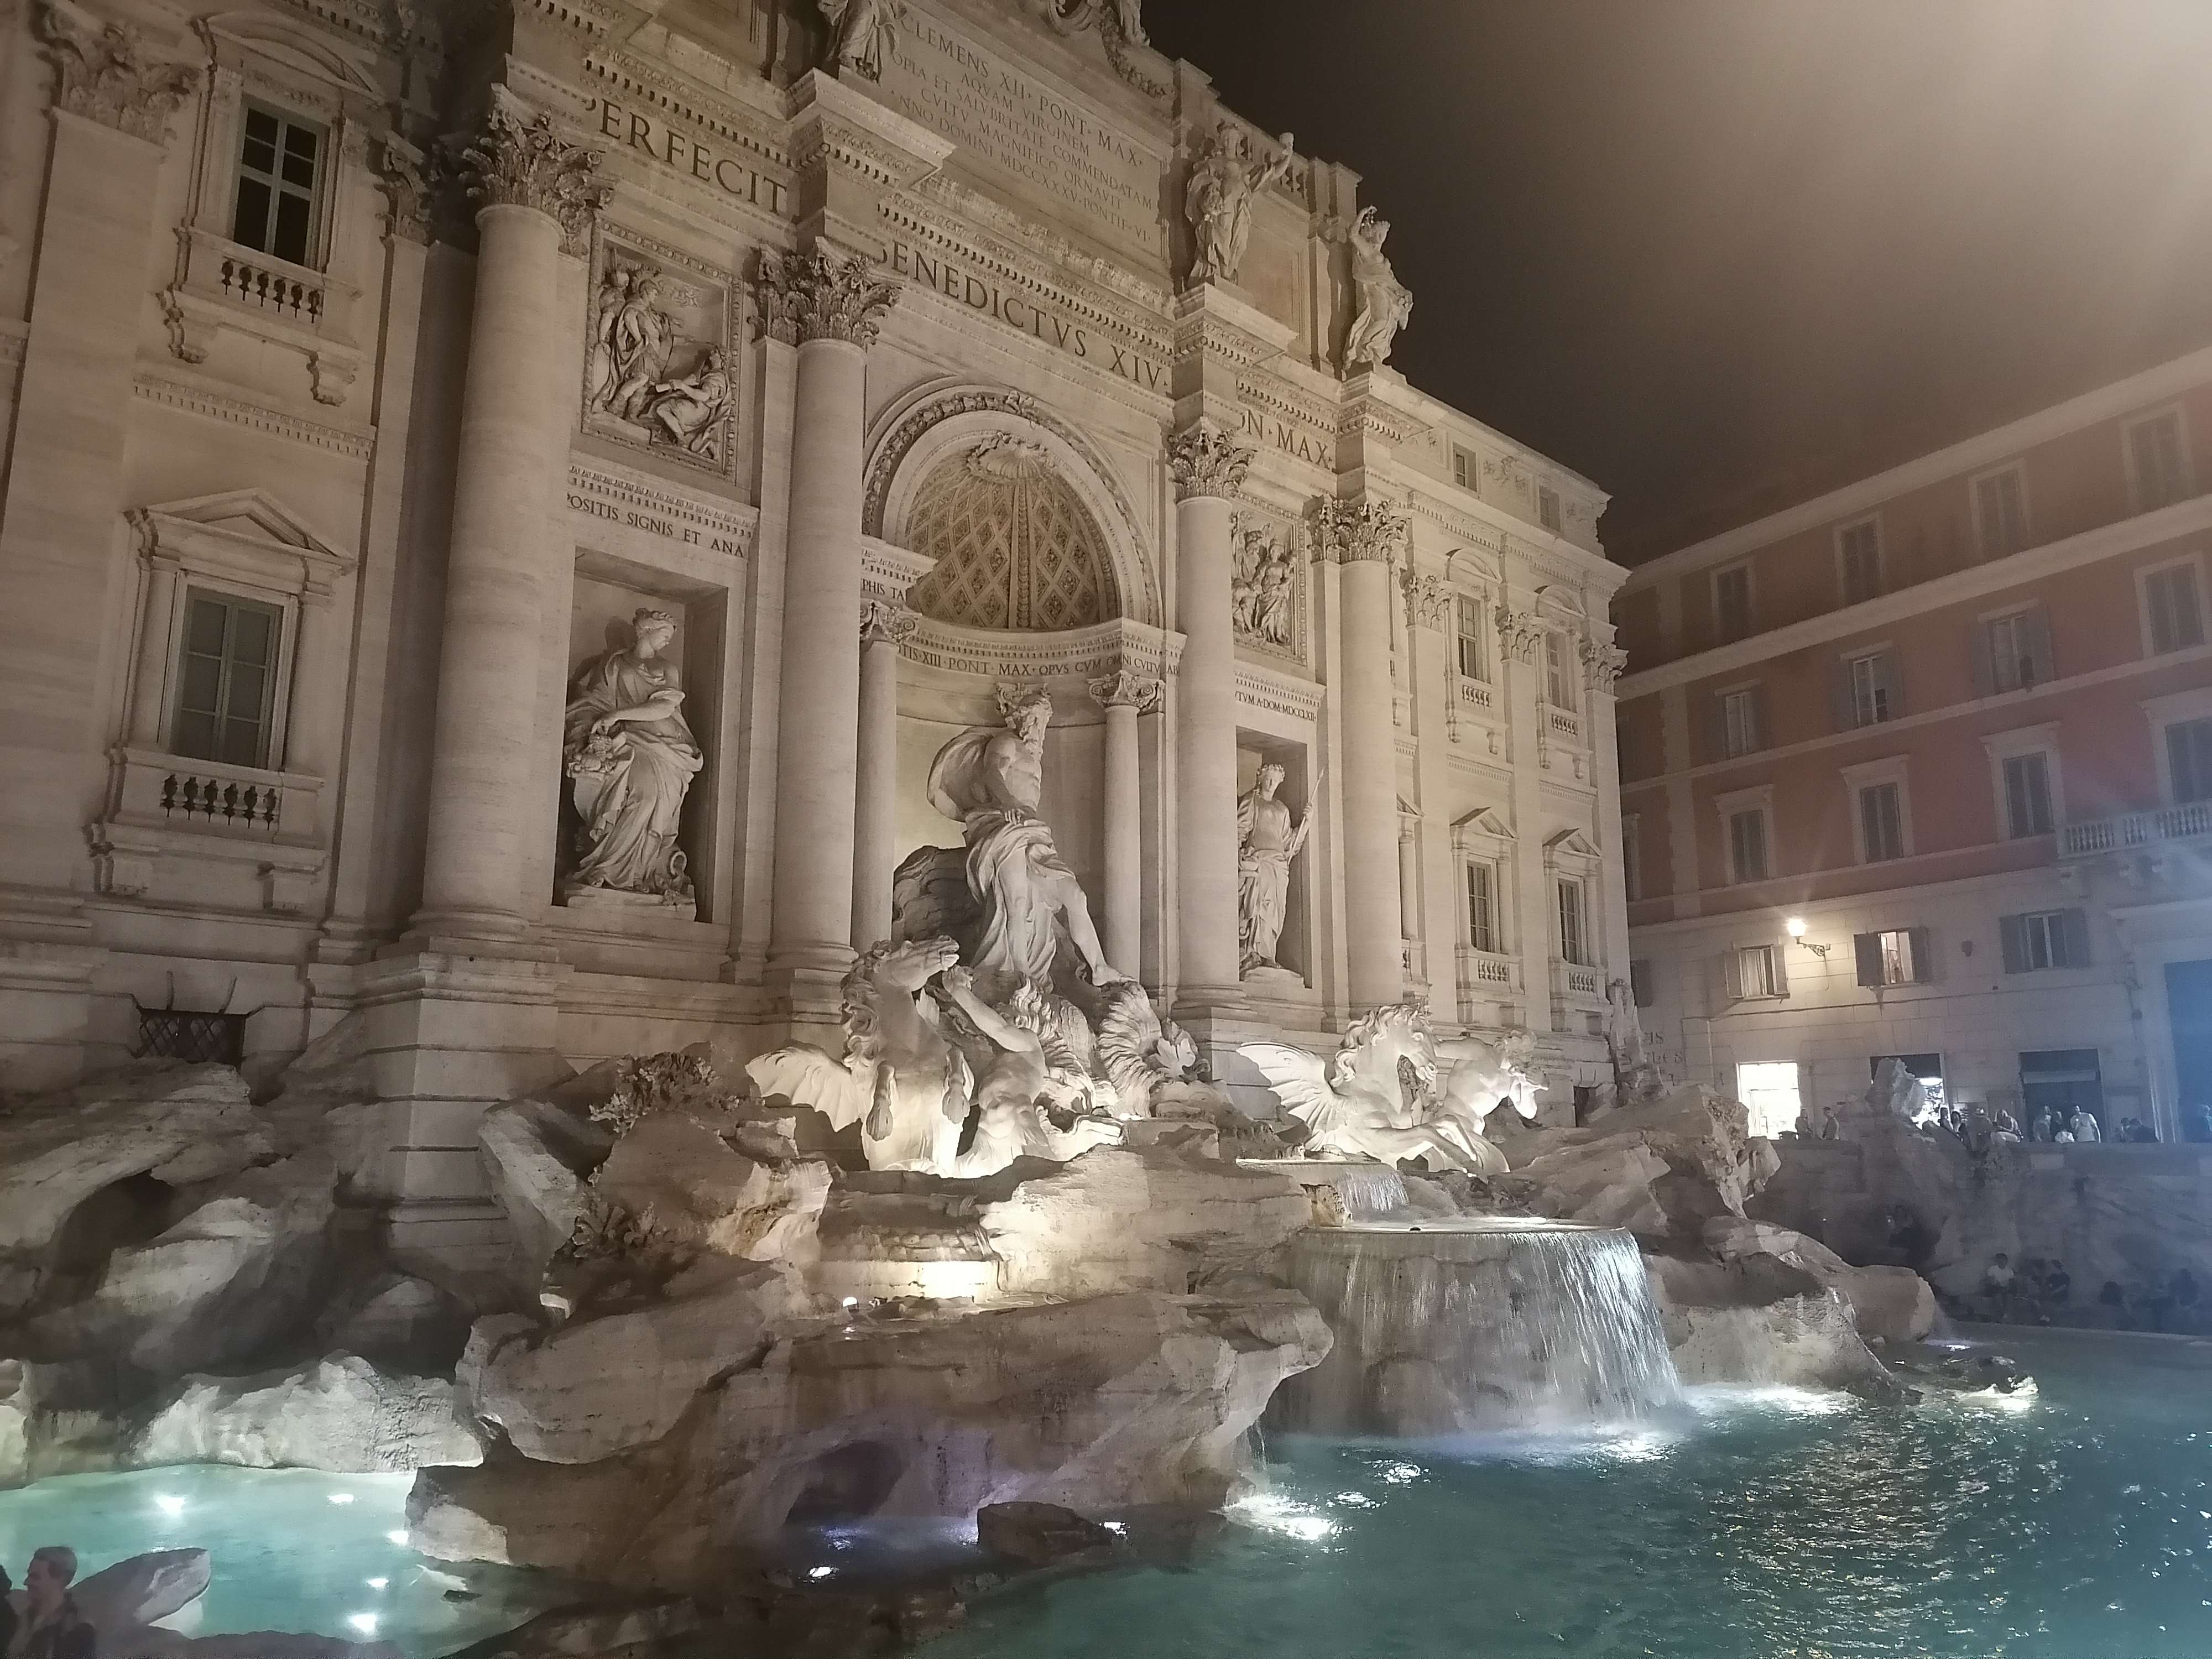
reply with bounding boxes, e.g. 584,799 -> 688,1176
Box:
757,249 -> 898,979
853,599 -> 916,949
1089,669 -> 1162,978
412,91 -> 606,947
1316,497 -> 1408,1013
1168,421 -> 1252,1009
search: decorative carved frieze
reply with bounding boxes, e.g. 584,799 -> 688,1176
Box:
1494,605 -> 1543,664
38,1 -> 199,144
863,387 -> 1040,535
1403,571 -> 1451,629
754,248 -> 900,348
859,598 -> 919,649
1088,669 -> 1164,713
460,87 -> 609,257
1309,497 -> 1408,566
1168,420 -> 1252,502
377,133 -> 431,246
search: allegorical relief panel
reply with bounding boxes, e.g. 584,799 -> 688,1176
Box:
584,228 -> 738,477
1231,511 -> 1303,664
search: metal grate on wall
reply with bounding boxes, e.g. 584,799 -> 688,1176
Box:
136,1009 -> 247,1066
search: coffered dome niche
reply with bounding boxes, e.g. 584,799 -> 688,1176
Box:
904,436 -> 1119,633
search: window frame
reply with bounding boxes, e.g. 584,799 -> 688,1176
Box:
1969,462 -> 2031,559
2136,552 -> 2208,659
1980,723 -> 2063,842
1726,941 -> 1788,1001
1714,784 -> 1776,888
1454,591 -> 1489,682
1712,561 -> 1754,644
2000,909 -> 2092,974
1556,875 -> 1589,967
1844,646 -> 1899,727
1841,755 -> 1913,864
2124,405 -> 2193,514
2141,687 -> 2212,807
169,586 -> 286,770
1720,682 -> 1762,758
1452,445 -> 1478,493
1834,514 -> 1884,606
1537,484 -> 1564,535
1854,926 -> 1931,987
1464,856 -> 1501,955
229,98 -> 330,270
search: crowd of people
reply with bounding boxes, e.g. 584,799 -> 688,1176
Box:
1970,1251 -> 2203,1331
0,1547 -> 96,1658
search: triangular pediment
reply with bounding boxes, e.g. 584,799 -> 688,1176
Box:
1453,805 -> 1515,841
143,489 -> 347,560
133,489 -> 355,595
1546,827 -> 1603,859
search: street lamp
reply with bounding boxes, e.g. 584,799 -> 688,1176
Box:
1785,915 -> 1829,958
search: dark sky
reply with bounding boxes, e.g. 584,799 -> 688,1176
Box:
1144,1 -> 2212,562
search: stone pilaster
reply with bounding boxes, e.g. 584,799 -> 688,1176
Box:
1496,593 -> 1553,1030
1404,569 -> 1457,1016
761,248 -> 899,987
1314,495 -> 1408,1014
1582,632 -> 1634,988
1168,420 -> 1251,1012
0,3 -> 197,1085
1090,669 -> 1162,980
853,598 -> 916,949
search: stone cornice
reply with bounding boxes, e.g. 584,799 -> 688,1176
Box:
784,69 -> 956,192
1169,420 -> 1253,502
462,86 -> 610,256
38,1 -> 199,144
755,247 -> 899,347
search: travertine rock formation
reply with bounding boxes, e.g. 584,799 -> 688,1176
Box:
131,1354 -> 482,1473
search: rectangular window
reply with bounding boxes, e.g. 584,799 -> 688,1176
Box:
2000,909 -> 2091,973
1466,862 -> 1497,954
1728,943 -> 1787,999
2170,716 -> 2212,804
1974,468 -> 2029,557
1714,565 -> 1751,643
1853,927 -> 1928,987
2127,410 -> 2189,512
1858,780 -> 1905,862
231,103 -> 325,267
1726,808 -> 1769,884
1848,651 -> 1895,726
1538,486 -> 1563,534
1455,593 -> 1488,681
1721,687 -> 1761,757
170,589 -> 283,769
1453,446 -> 1476,491
1629,957 -> 1655,1008
1838,518 -> 1882,604
2001,751 -> 2054,838
1557,878 -> 1587,967
1544,631 -> 1575,712
2145,562 -> 2205,656
1980,609 -> 2054,693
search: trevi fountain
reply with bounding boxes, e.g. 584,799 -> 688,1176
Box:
1,2 -> 2207,1657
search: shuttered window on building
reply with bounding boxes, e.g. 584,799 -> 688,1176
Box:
1973,609 -> 2054,695
2171,717 -> 2212,804
1999,909 -> 2091,973
1854,926 -> 1929,986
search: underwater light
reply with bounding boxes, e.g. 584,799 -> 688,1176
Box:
154,1494 -> 185,1517
842,1296 -> 859,1308
347,1614 -> 379,1636
1229,1492 -> 1339,1543
807,1566 -> 836,1580
385,1530 -> 409,1546
366,1578 -> 389,1591
327,1493 -> 356,1505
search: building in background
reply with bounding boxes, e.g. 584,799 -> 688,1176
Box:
1615,347 -> 2212,1140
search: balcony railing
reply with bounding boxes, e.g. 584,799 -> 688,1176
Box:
1548,706 -> 1581,740
2061,801 -> 2212,859
1457,678 -> 1494,713
1551,957 -> 1601,1000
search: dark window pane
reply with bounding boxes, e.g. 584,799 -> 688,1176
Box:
244,107 -> 278,146
242,126 -> 276,173
172,709 -> 216,759
185,598 -> 229,655
177,653 -> 222,716
232,179 -> 272,251
227,661 -> 266,717
273,193 -> 311,265
220,716 -> 263,768
229,607 -> 273,665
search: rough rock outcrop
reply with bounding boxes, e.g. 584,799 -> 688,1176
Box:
312,1272 -> 474,1375
976,1501 -> 1121,1567
131,1354 -> 481,1472
593,1114 -> 831,1268
1704,1216 -> 1936,1344
1645,1249 -> 1900,1396
411,1288 -> 1331,1589
461,1260 -> 804,1464
1512,1084 -> 1778,1240
478,1100 -> 614,1290
0,1360 -> 25,1487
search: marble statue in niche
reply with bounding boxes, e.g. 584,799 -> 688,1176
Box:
1232,521 -> 1296,650
1238,761 -> 1315,978
1185,121 -> 1296,289
561,608 -> 703,911
818,0 -> 905,81
585,241 -> 735,472
1342,206 -> 1413,371
922,688 -> 1127,988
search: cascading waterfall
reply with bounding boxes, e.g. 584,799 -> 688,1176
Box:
1270,1220 -> 1683,1435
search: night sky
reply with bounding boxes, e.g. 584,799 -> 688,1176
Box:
1144,1 -> 2212,563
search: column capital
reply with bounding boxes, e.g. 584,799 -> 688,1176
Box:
756,247 -> 900,347
38,1 -> 197,145
1402,570 -> 1450,629
1089,669 -> 1164,713
859,597 -> 918,649
1309,495 -> 1408,566
460,87 -> 609,257
1494,604 -> 1543,664
1167,419 -> 1253,502
376,133 -> 432,247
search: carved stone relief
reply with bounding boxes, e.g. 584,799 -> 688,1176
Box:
1231,514 -> 1301,658
38,1 -> 199,145
585,229 -> 739,476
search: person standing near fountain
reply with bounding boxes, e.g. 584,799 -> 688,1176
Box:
14,1547 -> 95,1659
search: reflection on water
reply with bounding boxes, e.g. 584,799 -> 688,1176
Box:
930,1330 -> 2212,1659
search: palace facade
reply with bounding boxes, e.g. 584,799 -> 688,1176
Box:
0,0 -> 1629,1258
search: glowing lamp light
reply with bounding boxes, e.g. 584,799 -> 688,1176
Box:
841,1296 -> 859,1308
1785,916 -> 1830,958
1785,916 -> 1807,938
346,1614 -> 379,1637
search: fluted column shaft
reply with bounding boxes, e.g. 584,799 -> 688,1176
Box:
852,602 -> 913,950
1168,424 -> 1251,1004
1091,671 -> 1159,978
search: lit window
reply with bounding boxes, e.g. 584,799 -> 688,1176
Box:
171,589 -> 283,769
232,103 -> 325,268
2000,909 -> 2090,973
1714,565 -> 1751,642
1466,862 -> 1498,954
1838,519 -> 1882,604
2167,716 -> 2212,805
2001,751 -> 2054,838
1728,943 -> 1787,999
1853,927 -> 1926,987
1974,468 -> 2028,556
1556,878 -> 1588,967
1538,486 -> 1563,534
2126,410 -> 2189,512
1858,780 -> 1906,863
1454,593 -> 1488,681
1726,808 -> 1768,884
2145,562 -> 2205,656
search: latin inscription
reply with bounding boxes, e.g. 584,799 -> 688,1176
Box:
567,467 -> 751,559
888,240 -> 1165,390
1238,405 -> 1331,469
585,97 -> 788,218
877,15 -> 1163,258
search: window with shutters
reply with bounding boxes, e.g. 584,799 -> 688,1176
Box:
1452,446 -> 1477,492
2125,409 -> 2190,512
1856,780 -> 1907,862
1721,686 -> 1761,757
1726,808 -> 1769,883
2000,909 -> 2091,973
1557,878 -> 1588,966
1713,564 -> 1752,643
2166,716 -> 2212,805
1629,957 -> 1655,1008
170,589 -> 284,769
1836,518 -> 1882,604
1455,593 -> 1488,681
2000,750 -> 2054,838
2141,558 -> 2206,657
1538,486 -> 1563,534
1728,943 -> 1787,1000
1854,927 -> 1928,987
1979,608 -> 2053,694
1845,650 -> 1896,726
1971,466 -> 2030,557
232,103 -> 326,269
1465,860 -> 1499,953
1543,630 -> 1576,712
